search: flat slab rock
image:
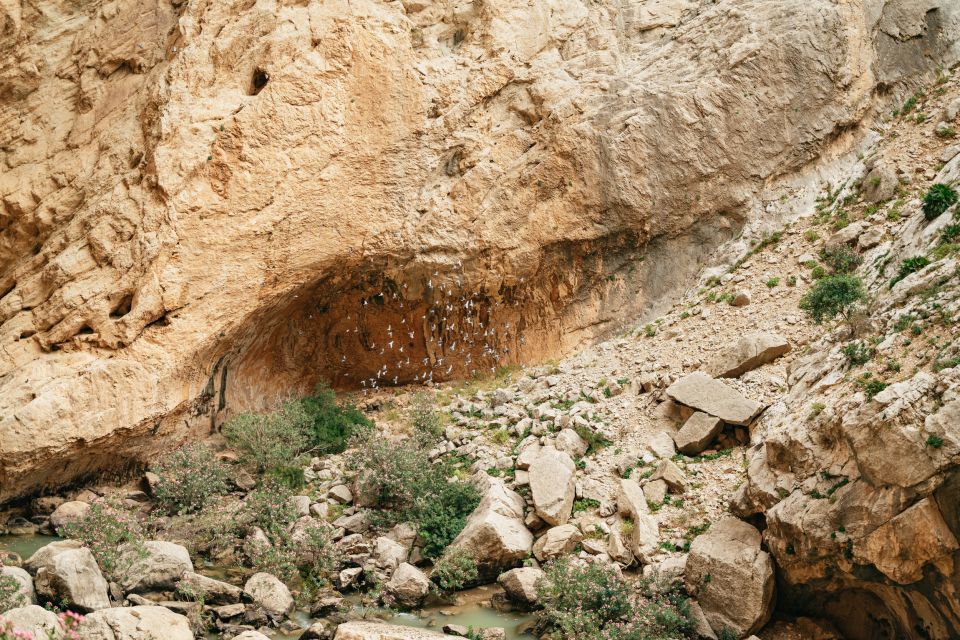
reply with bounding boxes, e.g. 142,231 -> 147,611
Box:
334,620 -> 455,639
666,372 -> 763,426
706,332 -> 790,378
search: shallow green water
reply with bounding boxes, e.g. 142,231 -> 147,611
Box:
381,602 -> 536,638
0,533 -> 60,561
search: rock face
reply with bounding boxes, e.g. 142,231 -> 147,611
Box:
77,605 -> 194,640
666,372 -> 764,426
528,446 -> 576,526
706,333 -> 790,378
32,547 -> 110,612
2,0 -> 958,502
448,480 -> 533,580
685,517 -> 775,637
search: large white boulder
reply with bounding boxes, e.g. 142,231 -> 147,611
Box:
77,605 -> 194,640
244,572 -> 293,619
528,446 -> 576,525
448,481 -> 533,580
121,541 -> 193,593
32,546 -> 110,612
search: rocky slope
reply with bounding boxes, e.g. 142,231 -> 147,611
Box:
2,0 -> 960,501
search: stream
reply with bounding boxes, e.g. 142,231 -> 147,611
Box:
1,535 -> 536,639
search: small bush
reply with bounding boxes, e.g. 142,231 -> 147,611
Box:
940,223 -> 960,244
840,341 -> 874,367
301,384 -> 372,454
799,275 -> 865,324
923,184 -> 958,220
537,557 -> 691,640
244,480 -> 300,540
411,394 -> 445,440
152,444 -> 229,514
810,265 -> 828,280
891,256 -> 931,286
819,245 -> 862,274
787,275 -> 797,287
224,401 -> 310,473
766,277 -> 780,288
60,499 -> 146,580
806,401 -> 825,421
926,435 -> 944,448
803,229 -> 820,243
430,549 -> 478,596
856,377 -> 888,399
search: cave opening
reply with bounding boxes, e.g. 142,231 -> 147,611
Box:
250,68 -> 269,95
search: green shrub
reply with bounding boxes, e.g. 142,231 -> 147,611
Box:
411,393 -> 445,440
856,377 -> 888,399
60,499 -> 146,580
430,549 -> 478,596
244,480 -> 300,540
891,256 -> 931,286
537,557 -> 692,640
927,435 -> 944,448
349,432 -> 479,559
819,244 -> 862,274
224,401 -> 311,473
940,223 -> 960,244
840,341 -> 874,367
923,183 -> 958,220
766,277 -> 780,288
810,265 -> 828,280
301,384 -> 372,454
799,275 -> 865,324
152,444 -> 229,514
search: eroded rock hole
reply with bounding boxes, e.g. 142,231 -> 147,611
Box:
76,325 -> 94,336
250,69 -> 269,95
110,294 -> 133,319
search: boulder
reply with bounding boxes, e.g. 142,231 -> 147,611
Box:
77,605 -> 194,640
448,481 -> 533,580
685,517 -> 774,636
673,412 -> 724,455
177,571 -> 243,604
730,291 -> 751,307
333,621 -> 452,639
48,501 -> 90,532
24,540 -> 84,573
384,563 -> 430,608
554,429 -> 588,458
1,565 -> 35,606
706,333 -> 790,379
293,495 -> 312,516
861,162 -> 897,203
528,446 -> 576,525
665,373 -> 764,426
606,529 -> 635,566
329,485 -> 354,505
532,524 -> 583,561
231,633 -> 271,640
647,431 -> 677,458
301,621 -> 335,639
33,547 -> 110,612
121,541 -> 193,593
615,479 -> 659,561
497,567 -> 544,606
0,605 -> 63,638
373,536 -> 409,571
642,479 -> 668,505
651,460 -> 688,493
244,572 -> 293,618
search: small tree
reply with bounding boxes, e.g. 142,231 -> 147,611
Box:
923,183 -> 958,220
152,444 -> 229,514
799,275 -> 865,324
223,401 -> 310,473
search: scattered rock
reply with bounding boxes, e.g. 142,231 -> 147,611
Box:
329,485 -> 354,505
642,479 -> 668,505
497,567 -> 544,606
231,632 -> 271,640
666,372 -> 764,426
33,546 -> 110,612
730,291 -> 751,307
48,501 -> 90,532
244,572 -> 294,619
651,459 -> 688,493
705,333 -> 790,379
177,571 -> 242,604
373,536 -> 409,571
532,524 -> 583,561
121,540 -> 193,593
333,620 -> 452,639
528,446 -> 577,526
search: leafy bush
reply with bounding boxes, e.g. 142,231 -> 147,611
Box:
941,223 -> 960,244
59,500 -> 146,580
411,393 -> 445,440
430,549 -> 478,596
923,183 -> 958,220
152,444 -> 229,514
840,341 -> 874,367
349,432 -> 479,559
223,401 -> 310,473
301,384 -> 372,454
799,275 -> 865,324
891,256 -> 931,286
537,557 -> 692,640
819,244 -> 862,274
244,480 -> 300,539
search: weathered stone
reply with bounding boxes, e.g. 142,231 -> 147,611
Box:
121,540 -> 193,593
373,536 -> 408,571
77,606 -> 194,640
651,460 -> 688,493
532,524 -> 583,561
33,547 -> 110,612
497,567 -> 544,606
177,571 -> 242,604
231,632 -> 271,640
666,373 -> 764,426
449,481 -> 533,580
0,605 -> 63,638
333,621 -> 452,639
642,479 -> 668,505
329,485 -> 354,505
673,412 -> 724,455
244,572 -> 293,619
529,446 -> 576,526
706,333 -> 790,379
730,291 -> 751,307
554,429 -> 588,458
1,565 -> 35,607
685,517 -> 774,637
384,563 -> 430,608
48,501 -> 90,532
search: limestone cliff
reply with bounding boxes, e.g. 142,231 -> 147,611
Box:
1,0 -> 958,501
